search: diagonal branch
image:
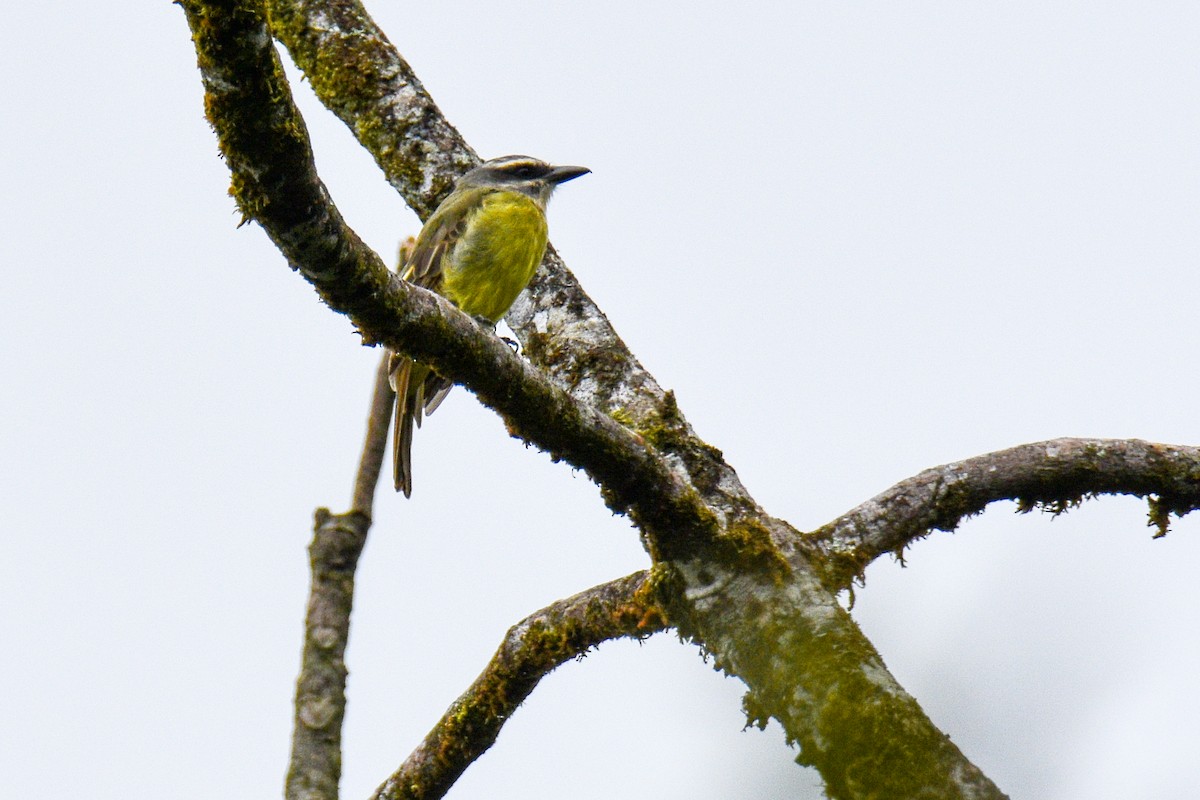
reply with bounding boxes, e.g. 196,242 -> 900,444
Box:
261,0 -> 759,526
805,438 -> 1200,591
178,0 -> 718,562
264,0 -> 478,218
372,572 -> 667,800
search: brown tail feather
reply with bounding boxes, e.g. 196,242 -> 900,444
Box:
395,400 -> 414,497
389,355 -> 414,497
389,354 -> 444,497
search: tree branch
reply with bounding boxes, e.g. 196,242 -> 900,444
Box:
181,2 -> 1013,797
351,354 -> 394,517
284,348 -> 394,800
372,572 -> 666,800
262,0 -> 759,526
187,3 -> 1200,797
181,0 -> 724,562
805,437 -> 1200,591
286,507 -> 368,800
264,0 -> 479,217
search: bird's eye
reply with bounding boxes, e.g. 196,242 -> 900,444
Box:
510,165 -> 538,178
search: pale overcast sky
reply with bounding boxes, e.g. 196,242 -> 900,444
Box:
4,3 -> 1200,799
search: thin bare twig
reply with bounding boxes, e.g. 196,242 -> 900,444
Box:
284,355 -> 394,800
351,354 -> 394,517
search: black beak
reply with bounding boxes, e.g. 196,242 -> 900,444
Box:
546,165 -> 591,185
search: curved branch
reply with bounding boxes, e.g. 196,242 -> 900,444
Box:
372,572 -> 667,800
805,437 -> 1200,591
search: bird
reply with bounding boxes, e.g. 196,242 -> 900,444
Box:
389,155 -> 590,497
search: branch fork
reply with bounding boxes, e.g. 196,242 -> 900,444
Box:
179,2 -> 1200,798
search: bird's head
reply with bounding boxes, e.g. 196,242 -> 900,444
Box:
458,155 -> 590,207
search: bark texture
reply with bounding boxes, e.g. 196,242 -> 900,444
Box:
807,438 -> 1200,590
371,572 -> 666,800
180,2 -> 1200,799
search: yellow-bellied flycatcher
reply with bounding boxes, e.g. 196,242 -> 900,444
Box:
390,155 -> 590,496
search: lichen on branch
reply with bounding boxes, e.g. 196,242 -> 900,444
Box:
180,3 -> 1199,799
373,572 -> 667,800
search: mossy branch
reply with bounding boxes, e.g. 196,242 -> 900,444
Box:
261,0 -> 759,523
372,572 -> 667,800
181,1 -> 1012,797
806,438 -> 1200,591
178,0 -> 719,559
186,2 -> 1200,798
263,0 -> 478,217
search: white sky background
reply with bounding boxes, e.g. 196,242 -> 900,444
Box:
3,2 -> 1199,798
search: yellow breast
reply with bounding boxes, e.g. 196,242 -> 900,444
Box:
441,191 -> 549,323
